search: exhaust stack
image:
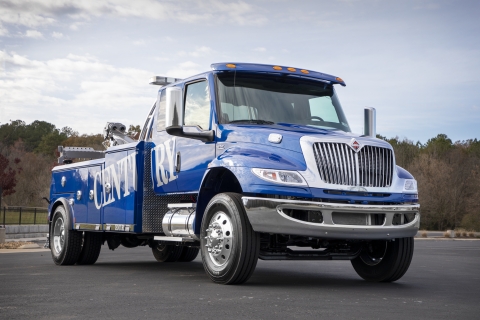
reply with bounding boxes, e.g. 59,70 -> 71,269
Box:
364,107 -> 376,138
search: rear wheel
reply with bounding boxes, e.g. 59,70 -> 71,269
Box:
178,246 -> 199,262
200,193 -> 260,285
50,206 -> 82,265
77,232 -> 102,265
351,237 -> 414,282
151,242 -> 183,262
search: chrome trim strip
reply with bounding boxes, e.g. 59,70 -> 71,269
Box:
103,224 -> 135,232
74,223 -> 102,231
154,236 -> 196,242
243,196 -> 420,240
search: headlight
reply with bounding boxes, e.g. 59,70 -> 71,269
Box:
404,179 -> 417,191
251,168 -> 307,186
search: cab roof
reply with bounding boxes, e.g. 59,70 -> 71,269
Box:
210,62 -> 346,86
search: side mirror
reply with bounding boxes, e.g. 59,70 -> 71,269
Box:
165,87 -> 183,128
165,86 -> 215,142
364,107 -> 376,138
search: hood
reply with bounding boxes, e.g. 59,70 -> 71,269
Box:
217,123 -> 364,153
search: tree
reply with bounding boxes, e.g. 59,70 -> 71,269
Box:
0,152 -> 21,198
424,134 -> 453,157
35,131 -> 69,157
127,124 -> 141,140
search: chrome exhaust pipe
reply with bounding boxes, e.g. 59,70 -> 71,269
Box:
364,107 -> 376,138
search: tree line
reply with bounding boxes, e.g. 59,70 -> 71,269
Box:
0,120 -> 140,208
1,120 -> 479,231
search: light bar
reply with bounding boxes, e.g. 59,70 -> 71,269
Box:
149,76 -> 182,86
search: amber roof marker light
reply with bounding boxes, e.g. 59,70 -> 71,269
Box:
300,69 -> 309,74
287,67 -> 296,72
336,77 -> 344,82
226,64 -> 236,68
273,66 -> 282,70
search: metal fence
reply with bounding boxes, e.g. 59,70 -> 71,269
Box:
1,207 -> 49,226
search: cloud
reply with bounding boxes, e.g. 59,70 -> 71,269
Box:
133,40 -> 146,46
166,61 -> 202,79
177,46 -> 214,58
0,0 -> 267,36
24,30 -> 43,39
0,51 -> 154,134
253,47 -> 266,52
0,24 -> 7,36
51,31 -> 64,39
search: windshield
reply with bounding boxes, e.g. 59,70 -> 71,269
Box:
216,72 -> 351,132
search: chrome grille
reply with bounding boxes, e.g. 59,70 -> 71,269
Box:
313,142 -> 393,187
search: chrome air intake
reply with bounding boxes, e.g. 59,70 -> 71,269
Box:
312,142 -> 394,187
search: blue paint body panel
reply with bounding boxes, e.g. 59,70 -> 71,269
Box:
50,142 -> 144,233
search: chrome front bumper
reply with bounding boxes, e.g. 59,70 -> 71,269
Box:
242,197 -> 420,240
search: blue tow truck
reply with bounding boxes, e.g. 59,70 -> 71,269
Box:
47,63 -> 420,284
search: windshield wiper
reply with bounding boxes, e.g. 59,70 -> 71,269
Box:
228,119 -> 275,125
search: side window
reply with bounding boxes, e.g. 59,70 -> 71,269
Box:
184,80 -> 211,130
309,96 -> 340,123
157,90 -> 166,131
139,103 -> 156,141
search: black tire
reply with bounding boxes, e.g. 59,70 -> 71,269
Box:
200,193 -> 260,285
351,237 -> 414,282
178,246 -> 199,262
77,232 -> 102,265
151,242 -> 183,262
50,206 -> 82,265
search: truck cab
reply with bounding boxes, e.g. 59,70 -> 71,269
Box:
48,63 -> 420,284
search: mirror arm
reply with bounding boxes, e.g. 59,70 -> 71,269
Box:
166,126 -> 215,142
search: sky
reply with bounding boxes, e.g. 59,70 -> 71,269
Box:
0,0 -> 479,143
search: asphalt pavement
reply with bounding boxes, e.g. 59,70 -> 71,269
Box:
1,239 -> 479,319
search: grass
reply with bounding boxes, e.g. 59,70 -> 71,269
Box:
0,241 -> 34,249
0,210 -> 48,225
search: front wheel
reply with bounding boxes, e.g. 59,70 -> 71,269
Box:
50,206 -> 82,265
351,237 -> 414,282
200,193 -> 260,285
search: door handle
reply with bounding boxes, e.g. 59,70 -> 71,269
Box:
175,152 -> 181,173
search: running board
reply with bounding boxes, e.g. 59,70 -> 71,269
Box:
154,236 -> 196,242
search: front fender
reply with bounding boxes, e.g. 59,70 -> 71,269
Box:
396,165 -> 414,179
49,198 -> 75,230
208,145 -> 311,196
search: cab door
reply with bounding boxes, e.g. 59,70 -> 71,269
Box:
174,79 -> 216,193
150,89 -> 179,194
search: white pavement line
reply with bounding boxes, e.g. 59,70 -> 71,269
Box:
415,238 -> 480,241
0,249 -> 50,253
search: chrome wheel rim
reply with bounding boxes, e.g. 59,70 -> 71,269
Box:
205,211 -> 233,267
53,217 -> 65,255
